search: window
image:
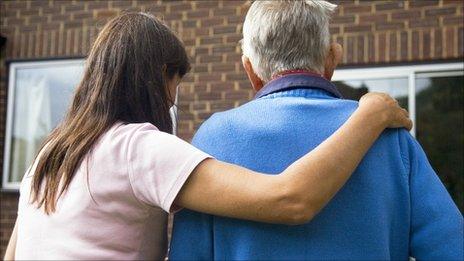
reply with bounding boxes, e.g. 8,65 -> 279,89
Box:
332,62 -> 464,211
3,59 -> 180,190
3,59 -> 85,189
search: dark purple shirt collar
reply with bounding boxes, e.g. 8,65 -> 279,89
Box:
254,72 -> 343,99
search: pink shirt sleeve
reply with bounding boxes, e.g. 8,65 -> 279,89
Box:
126,123 -> 211,213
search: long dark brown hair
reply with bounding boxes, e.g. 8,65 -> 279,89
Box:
31,12 -> 190,214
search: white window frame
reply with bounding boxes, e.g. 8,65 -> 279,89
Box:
2,58 -> 179,191
3,59 -> 85,190
332,62 -> 464,137
3,59 -> 179,190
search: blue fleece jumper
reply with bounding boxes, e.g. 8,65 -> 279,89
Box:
169,73 -> 463,260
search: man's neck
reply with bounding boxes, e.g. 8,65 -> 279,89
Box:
271,69 -> 324,81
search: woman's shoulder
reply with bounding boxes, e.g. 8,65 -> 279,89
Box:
104,122 -> 163,146
113,121 -> 160,135
103,121 -> 185,160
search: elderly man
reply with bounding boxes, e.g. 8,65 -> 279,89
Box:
169,1 -> 463,260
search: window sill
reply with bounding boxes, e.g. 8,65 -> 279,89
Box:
0,187 -> 20,193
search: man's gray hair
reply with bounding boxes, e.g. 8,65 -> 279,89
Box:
242,0 -> 337,82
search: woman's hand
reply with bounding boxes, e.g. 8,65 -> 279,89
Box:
359,92 -> 412,130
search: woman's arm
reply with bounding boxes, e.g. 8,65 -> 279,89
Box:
4,219 -> 18,260
175,93 -> 411,225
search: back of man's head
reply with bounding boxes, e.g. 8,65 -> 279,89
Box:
242,0 -> 337,82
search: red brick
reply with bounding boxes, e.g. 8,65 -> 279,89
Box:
65,4 -> 85,13
20,9 -> 39,16
6,1 -> 27,9
187,10 -> 210,19
225,53 -> 241,62
64,21 -> 83,29
378,33 -> 387,61
410,19 -> 439,28
182,20 -> 198,28
42,6 -> 61,15
359,14 -> 388,23
50,14 -> 68,22
95,10 -> 118,19
389,32 -> 398,61
87,1 -> 110,10
213,8 -> 236,16
425,7 -> 457,16
225,72 -> 247,81
30,1 -> 50,8
29,16 -> 48,24
42,23 -> 60,30
198,73 -> 222,82
409,0 -> 439,8
210,101 -> 235,111
112,0 -> 132,9
73,12 -> 93,20
423,30 -> 431,59
332,15 -> 356,24
200,17 -> 224,27
343,5 -> 372,14
400,31 -> 408,59
21,24 -> 38,32
197,91 -> 222,100
225,35 -> 241,44
146,5 -> 166,14
224,90 -> 249,100
391,10 -> 422,20
194,27 -> 209,37
199,54 -> 222,63
170,2 -> 193,12
196,1 -> 219,9
330,26 -> 341,34
346,36 -> 354,63
213,25 -> 237,35
412,30 -> 420,59
345,25 -> 372,33
376,22 -> 405,30
445,27 -> 455,57
212,45 -> 236,54
357,35 -> 365,63
443,16 -> 464,25
442,0 -> 462,5
459,27 -> 464,56
200,36 -> 223,45
1,8 -> 16,18
375,1 -> 405,11
227,15 -> 243,24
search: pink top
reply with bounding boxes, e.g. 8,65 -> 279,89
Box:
15,122 -> 211,260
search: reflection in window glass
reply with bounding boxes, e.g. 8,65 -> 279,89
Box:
8,62 -> 84,183
333,78 -> 409,110
415,75 -> 464,210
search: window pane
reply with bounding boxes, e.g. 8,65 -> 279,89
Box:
8,62 -> 83,183
333,78 -> 409,110
415,75 -> 464,211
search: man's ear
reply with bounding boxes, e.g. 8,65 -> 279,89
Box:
242,55 -> 264,92
323,43 -> 343,81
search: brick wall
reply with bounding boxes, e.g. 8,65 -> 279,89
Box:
0,0 -> 463,256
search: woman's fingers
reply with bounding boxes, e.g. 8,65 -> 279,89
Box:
395,107 -> 413,130
358,92 -> 413,131
401,108 -> 409,117
402,116 -> 413,131
400,112 -> 413,130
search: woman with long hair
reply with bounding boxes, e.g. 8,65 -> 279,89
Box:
5,13 -> 411,260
